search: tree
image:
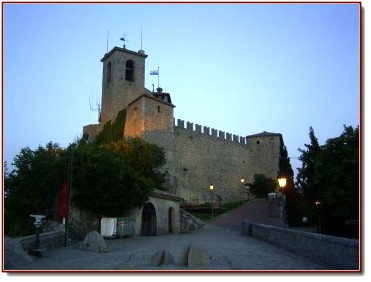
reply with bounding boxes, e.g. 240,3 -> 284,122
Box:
4,161 -> 10,198
5,110 -> 167,236
251,174 -> 276,198
69,109 -> 166,217
278,135 -> 302,226
4,142 -> 65,236
313,125 -> 359,236
296,127 -> 321,204
94,109 -> 126,145
71,143 -> 152,217
106,138 -> 166,190
296,127 -> 322,225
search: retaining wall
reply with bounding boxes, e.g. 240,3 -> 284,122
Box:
242,220 -> 359,270
16,231 -> 65,255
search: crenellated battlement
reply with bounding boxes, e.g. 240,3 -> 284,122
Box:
174,118 -> 248,145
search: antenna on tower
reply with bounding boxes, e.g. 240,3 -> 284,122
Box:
89,92 -> 101,122
120,33 -> 128,49
140,25 -> 143,50
106,30 -> 109,53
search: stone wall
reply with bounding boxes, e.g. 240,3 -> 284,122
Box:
172,119 -> 281,204
16,231 -> 65,255
69,206 -> 100,240
242,220 -> 359,270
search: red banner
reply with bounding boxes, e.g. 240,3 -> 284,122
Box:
59,181 -> 68,219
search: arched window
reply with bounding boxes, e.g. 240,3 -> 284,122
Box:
106,62 -> 112,83
125,60 -> 135,82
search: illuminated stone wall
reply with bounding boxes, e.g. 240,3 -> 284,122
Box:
171,120 -> 281,204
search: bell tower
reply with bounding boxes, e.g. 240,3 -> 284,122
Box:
100,47 -> 148,124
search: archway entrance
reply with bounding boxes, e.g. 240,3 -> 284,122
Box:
141,202 -> 157,236
168,207 -> 174,234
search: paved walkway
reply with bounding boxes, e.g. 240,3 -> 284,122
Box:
211,198 -> 285,231
7,199 -> 332,271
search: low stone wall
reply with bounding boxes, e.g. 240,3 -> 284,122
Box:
180,209 -> 205,233
16,231 -> 65,255
242,220 -> 359,270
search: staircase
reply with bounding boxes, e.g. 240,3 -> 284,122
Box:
180,208 -> 205,233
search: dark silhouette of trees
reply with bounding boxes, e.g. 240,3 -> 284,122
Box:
296,125 -> 359,237
5,111 -> 166,237
251,174 -> 276,198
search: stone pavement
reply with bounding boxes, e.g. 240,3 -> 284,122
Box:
211,198 -> 285,231
6,199 -> 333,271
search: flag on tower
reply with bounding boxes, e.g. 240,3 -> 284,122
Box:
150,69 -> 159,75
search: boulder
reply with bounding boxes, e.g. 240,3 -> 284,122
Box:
151,249 -> 175,266
180,244 -> 209,269
180,244 -> 191,266
188,245 -> 209,269
78,231 -> 107,253
4,237 -> 33,269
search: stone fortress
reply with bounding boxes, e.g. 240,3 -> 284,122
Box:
83,45 -> 282,206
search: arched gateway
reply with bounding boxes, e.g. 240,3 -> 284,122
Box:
141,202 -> 157,236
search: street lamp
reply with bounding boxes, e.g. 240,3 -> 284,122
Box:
277,177 -> 287,227
315,200 -> 322,234
240,177 -> 246,200
209,184 -> 214,219
278,177 -> 287,191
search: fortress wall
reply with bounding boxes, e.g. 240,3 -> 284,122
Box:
173,120 -> 253,204
246,135 -> 281,180
174,119 -> 247,145
171,119 -> 281,204
83,123 -> 104,141
124,112 -> 281,204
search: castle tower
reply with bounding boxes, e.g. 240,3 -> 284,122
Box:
124,90 -> 175,140
100,47 -> 149,124
124,88 -> 176,191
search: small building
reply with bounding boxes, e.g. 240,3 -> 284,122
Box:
69,189 -> 181,239
131,189 -> 181,236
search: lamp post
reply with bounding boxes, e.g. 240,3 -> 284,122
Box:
240,177 -> 245,200
315,200 -> 322,234
209,184 -> 214,219
65,144 -> 75,247
277,177 -> 287,227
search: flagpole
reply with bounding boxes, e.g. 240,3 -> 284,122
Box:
158,67 -> 160,88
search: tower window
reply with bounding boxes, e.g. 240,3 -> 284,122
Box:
107,62 -> 112,83
125,60 -> 135,82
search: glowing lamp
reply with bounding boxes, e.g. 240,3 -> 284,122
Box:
278,177 -> 287,189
